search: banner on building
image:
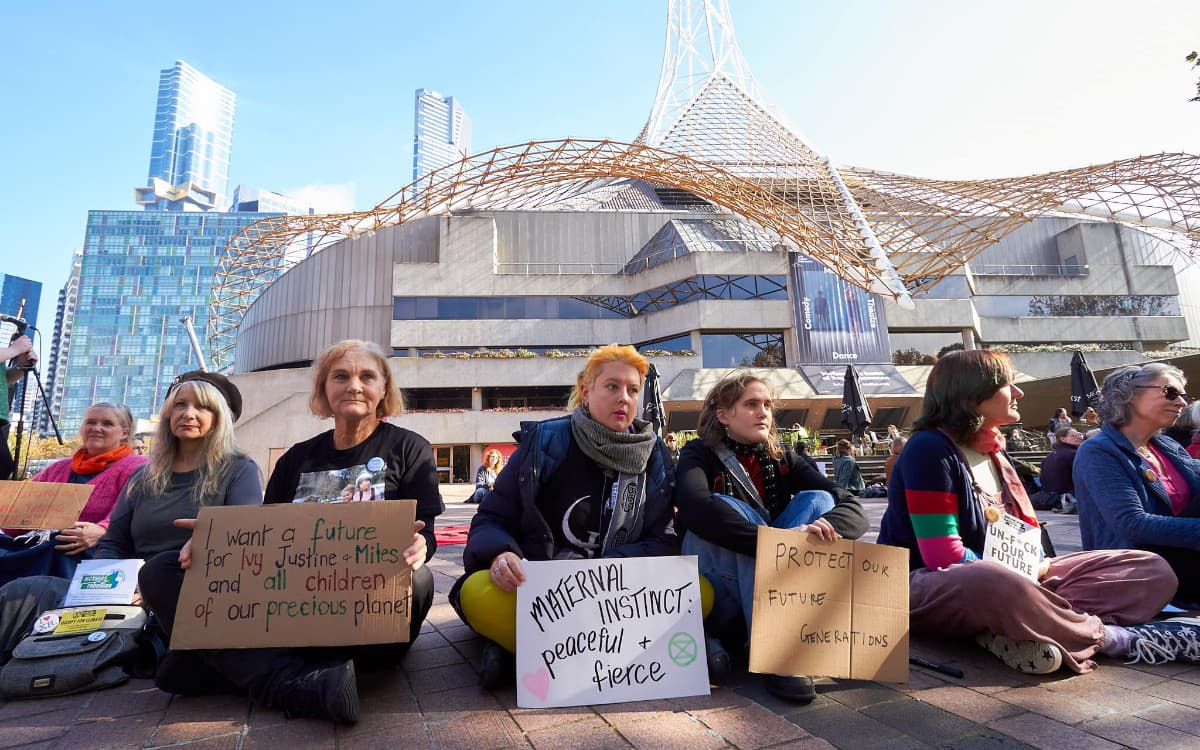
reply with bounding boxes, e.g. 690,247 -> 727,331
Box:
790,253 -> 892,365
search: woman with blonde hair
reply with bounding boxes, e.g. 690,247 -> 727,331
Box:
467,448 -> 503,504
451,344 -> 680,688
674,371 -> 867,702
0,401 -> 146,584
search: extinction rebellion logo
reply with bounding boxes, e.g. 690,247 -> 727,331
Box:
79,570 -> 125,590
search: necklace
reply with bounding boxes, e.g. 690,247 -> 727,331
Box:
1137,445 -> 1162,469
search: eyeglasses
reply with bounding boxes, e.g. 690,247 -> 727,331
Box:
1135,384 -> 1188,402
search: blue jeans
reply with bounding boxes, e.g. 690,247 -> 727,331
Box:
682,490 -> 835,637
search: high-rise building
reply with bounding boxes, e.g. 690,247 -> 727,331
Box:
39,252 -> 82,437
0,273 -> 43,425
230,185 -> 312,215
412,89 -> 471,183
58,210 -> 275,433
134,61 -> 236,212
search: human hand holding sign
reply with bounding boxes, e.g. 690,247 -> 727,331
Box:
404,520 -> 427,571
174,518 -> 197,569
796,516 -> 840,542
54,521 -> 106,556
491,551 -> 526,592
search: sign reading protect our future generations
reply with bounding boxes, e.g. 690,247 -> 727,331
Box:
750,529 -> 910,683
172,501 -> 416,650
515,556 -> 710,708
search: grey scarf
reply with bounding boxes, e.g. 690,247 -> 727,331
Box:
570,408 -> 658,554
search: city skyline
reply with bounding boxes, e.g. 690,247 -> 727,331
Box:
2,0 -> 1198,367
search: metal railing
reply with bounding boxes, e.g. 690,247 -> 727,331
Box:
973,264 -> 1089,277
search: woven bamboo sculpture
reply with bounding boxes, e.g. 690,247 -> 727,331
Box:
207,0 -> 1200,371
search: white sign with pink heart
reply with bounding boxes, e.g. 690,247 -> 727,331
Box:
515,555 -> 711,708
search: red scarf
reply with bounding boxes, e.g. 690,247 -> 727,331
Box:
70,444 -> 133,476
966,428 -> 1039,527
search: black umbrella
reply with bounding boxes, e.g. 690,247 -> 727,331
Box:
841,364 -> 872,438
1069,351 -> 1100,419
642,363 -> 665,435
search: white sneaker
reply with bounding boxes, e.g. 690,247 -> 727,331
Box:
975,631 -> 1063,674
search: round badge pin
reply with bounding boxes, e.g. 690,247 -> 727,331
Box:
366,457 -> 385,473
1145,469 -> 1158,483
33,613 -> 60,634
87,631 -> 108,643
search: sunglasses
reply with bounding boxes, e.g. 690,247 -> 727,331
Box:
1135,384 -> 1188,402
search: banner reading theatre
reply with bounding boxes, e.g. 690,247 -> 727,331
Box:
750,529 -> 909,683
515,556 -> 709,708
172,501 -> 416,650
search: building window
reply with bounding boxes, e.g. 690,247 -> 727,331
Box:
701,333 -> 785,368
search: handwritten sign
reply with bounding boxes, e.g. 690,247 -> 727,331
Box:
172,501 -> 416,650
515,556 -> 709,708
982,509 -> 1041,582
0,480 -> 94,530
750,529 -> 909,683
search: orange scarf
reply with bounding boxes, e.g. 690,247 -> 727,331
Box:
70,444 -> 133,476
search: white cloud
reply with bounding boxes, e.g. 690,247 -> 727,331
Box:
283,182 -> 357,213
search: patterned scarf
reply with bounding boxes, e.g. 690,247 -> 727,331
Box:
70,444 -> 133,476
723,438 -> 781,513
966,428 -> 1038,527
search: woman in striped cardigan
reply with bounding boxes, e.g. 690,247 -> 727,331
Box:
878,350 -> 1183,674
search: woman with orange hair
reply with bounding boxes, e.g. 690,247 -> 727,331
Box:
450,344 -> 680,688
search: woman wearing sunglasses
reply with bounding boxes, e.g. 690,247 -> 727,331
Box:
1074,363 -> 1200,603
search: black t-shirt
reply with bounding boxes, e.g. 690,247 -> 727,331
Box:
263,422 -> 443,560
539,438 -> 614,559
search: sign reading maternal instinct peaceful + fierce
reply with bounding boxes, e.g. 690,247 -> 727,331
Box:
515,556 -> 709,708
171,501 -> 416,650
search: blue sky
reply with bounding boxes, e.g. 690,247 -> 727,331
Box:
1,0 -> 1198,352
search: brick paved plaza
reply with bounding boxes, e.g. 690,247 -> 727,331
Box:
1,486 -> 1198,750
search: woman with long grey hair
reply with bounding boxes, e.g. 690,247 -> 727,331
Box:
1074,362 -> 1200,603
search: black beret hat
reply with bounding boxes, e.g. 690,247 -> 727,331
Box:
170,370 -> 243,422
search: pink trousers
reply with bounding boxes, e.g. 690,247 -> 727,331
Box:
910,549 -> 1177,672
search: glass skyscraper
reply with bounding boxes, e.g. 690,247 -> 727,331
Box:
0,273 -> 43,423
134,61 -> 236,212
412,89 -> 472,183
58,210 -> 275,433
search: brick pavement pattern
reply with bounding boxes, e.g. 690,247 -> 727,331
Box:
1,488 -> 1197,749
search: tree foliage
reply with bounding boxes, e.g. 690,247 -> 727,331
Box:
891,348 -> 935,365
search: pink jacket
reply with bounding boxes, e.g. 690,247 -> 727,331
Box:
33,454 -> 148,528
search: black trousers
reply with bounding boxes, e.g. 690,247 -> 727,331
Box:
139,551 -> 435,701
0,576 -> 71,664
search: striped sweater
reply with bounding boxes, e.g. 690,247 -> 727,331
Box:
878,429 -> 990,571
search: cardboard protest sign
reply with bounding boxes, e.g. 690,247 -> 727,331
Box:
750,529 -> 909,683
982,508 -> 1041,582
515,556 -> 709,708
171,501 -> 416,650
0,480 -> 94,530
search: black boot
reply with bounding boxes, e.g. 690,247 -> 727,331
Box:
273,660 -> 359,724
765,674 -> 816,703
705,636 -> 731,682
479,640 -> 514,689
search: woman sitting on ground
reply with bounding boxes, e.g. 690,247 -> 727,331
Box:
832,438 -> 865,493
0,402 -> 146,585
674,372 -> 867,703
451,344 -> 680,688
1074,364 -> 1200,604
144,340 -> 441,724
467,448 -> 503,504
879,350 -> 1188,675
0,372 -> 262,670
